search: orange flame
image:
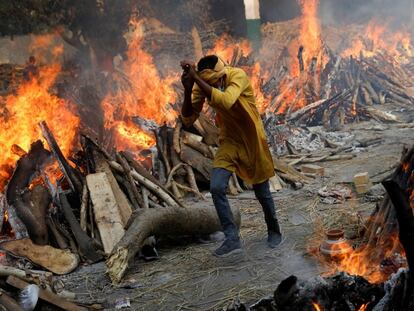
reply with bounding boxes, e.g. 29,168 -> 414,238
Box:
342,20 -> 413,59
319,225 -> 403,283
102,17 -> 177,152
208,34 -> 252,64
358,303 -> 369,311
273,0 -> 327,114
312,302 -> 322,311
0,35 -> 79,191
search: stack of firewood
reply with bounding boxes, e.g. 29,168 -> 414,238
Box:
0,117 -> 246,289
260,47 -> 414,127
153,114 -> 244,198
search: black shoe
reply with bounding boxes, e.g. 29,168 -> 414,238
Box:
267,232 -> 282,248
213,238 -> 242,257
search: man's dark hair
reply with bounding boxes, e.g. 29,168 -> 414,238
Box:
197,55 -> 218,71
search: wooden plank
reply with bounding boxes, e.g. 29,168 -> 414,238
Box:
86,172 -> 125,254
0,238 -> 78,274
269,175 -> 283,192
94,152 -> 132,226
7,276 -> 88,311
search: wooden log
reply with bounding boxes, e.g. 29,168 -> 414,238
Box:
28,185 -> 50,244
167,129 -> 186,184
383,180 -> 414,282
11,144 -> 27,158
121,151 -> 177,203
94,152 -> 132,226
166,163 -> 186,187
39,121 -> 83,194
59,192 -> 102,263
197,113 -> 219,146
269,175 -> 283,192
170,181 -> 183,200
0,289 -> 24,311
6,141 -> 50,244
142,187 -> 149,209
175,182 -> 204,199
86,173 -> 126,254
155,125 -> 171,175
106,204 -> 241,283
0,238 -> 79,274
115,153 -> 144,209
7,276 -> 88,311
79,185 -> 88,232
365,107 -> 398,122
232,173 -> 243,193
46,217 -> 69,249
182,131 -> 213,158
109,161 -> 181,208
173,119 -> 182,155
0,265 -> 52,281
273,156 -> 311,184
180,143 -> 213,181
185,165 -> 204,199
361,86 -> 373,106
227,177 -> 239,195
191,26 -> 203,61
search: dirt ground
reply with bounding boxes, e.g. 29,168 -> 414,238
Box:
58,120 -> 414,311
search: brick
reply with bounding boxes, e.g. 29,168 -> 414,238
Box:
301,164 -> 324,176
353,172 -> 370,186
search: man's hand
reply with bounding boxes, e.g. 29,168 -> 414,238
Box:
181,71 -> 194,91
180,60 -> 197,78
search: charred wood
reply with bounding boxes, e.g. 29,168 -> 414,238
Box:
58,192 -> 102,263
39,121 -> 83,194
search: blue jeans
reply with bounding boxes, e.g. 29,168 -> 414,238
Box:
210,168 -> 279,240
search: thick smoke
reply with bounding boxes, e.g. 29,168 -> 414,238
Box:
319,0 -> 414,30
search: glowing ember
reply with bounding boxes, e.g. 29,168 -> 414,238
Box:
312,302 -> 322,311
102,17 -> 177,153
358,303 -> 369,311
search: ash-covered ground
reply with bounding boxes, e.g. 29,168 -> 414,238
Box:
57,119 -> 414,311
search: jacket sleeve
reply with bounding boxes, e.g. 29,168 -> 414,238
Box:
181,84 -> 205,127
210,69 -> 249,110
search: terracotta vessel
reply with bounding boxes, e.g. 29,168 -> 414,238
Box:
320,229 -> 353,257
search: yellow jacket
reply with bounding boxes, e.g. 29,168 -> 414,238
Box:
181,66 -> 274,184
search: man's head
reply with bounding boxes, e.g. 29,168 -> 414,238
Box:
197,55 -> 226,89
29,56 -> 36,64
197,55 -> 219,72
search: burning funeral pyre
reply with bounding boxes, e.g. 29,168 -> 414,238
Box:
0,0 -> 414,309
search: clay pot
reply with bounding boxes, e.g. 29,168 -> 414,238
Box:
320,229 -> 353,257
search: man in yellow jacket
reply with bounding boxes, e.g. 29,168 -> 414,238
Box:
180,55 -> 282,257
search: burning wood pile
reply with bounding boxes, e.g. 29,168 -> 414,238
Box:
201,2 -> 414,129
0,118 -> 247,308
227,145 -> 414,311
